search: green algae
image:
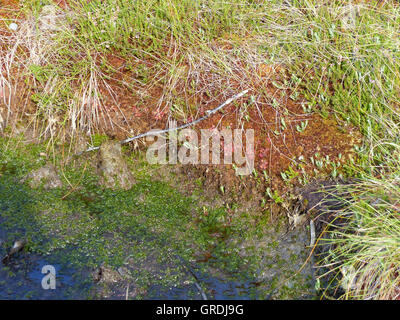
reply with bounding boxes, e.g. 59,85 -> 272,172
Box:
0,136 -> 316,299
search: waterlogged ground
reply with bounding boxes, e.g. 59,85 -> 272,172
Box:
0,138 -> 316,299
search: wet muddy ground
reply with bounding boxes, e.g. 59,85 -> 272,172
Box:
0,225 -> 315,300
0,170 -> 316,300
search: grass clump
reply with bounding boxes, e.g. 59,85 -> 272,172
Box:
1,0 -> 267,140
317,175 -> 400,300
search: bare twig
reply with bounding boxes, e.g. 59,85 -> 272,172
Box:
174,254 -> 208,300
76,89 -> 250,156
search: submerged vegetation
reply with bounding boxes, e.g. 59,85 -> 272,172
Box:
0,0 -> 399,299
0,136 -> 314,299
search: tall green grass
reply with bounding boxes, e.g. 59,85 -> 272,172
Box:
316,172 -> 400,299
70,0 -> 260,55
3,0 -> 268,139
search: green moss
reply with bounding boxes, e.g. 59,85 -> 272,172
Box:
0,135 -> 317,298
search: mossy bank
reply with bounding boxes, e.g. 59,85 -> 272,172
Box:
0,136 -> 316,299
